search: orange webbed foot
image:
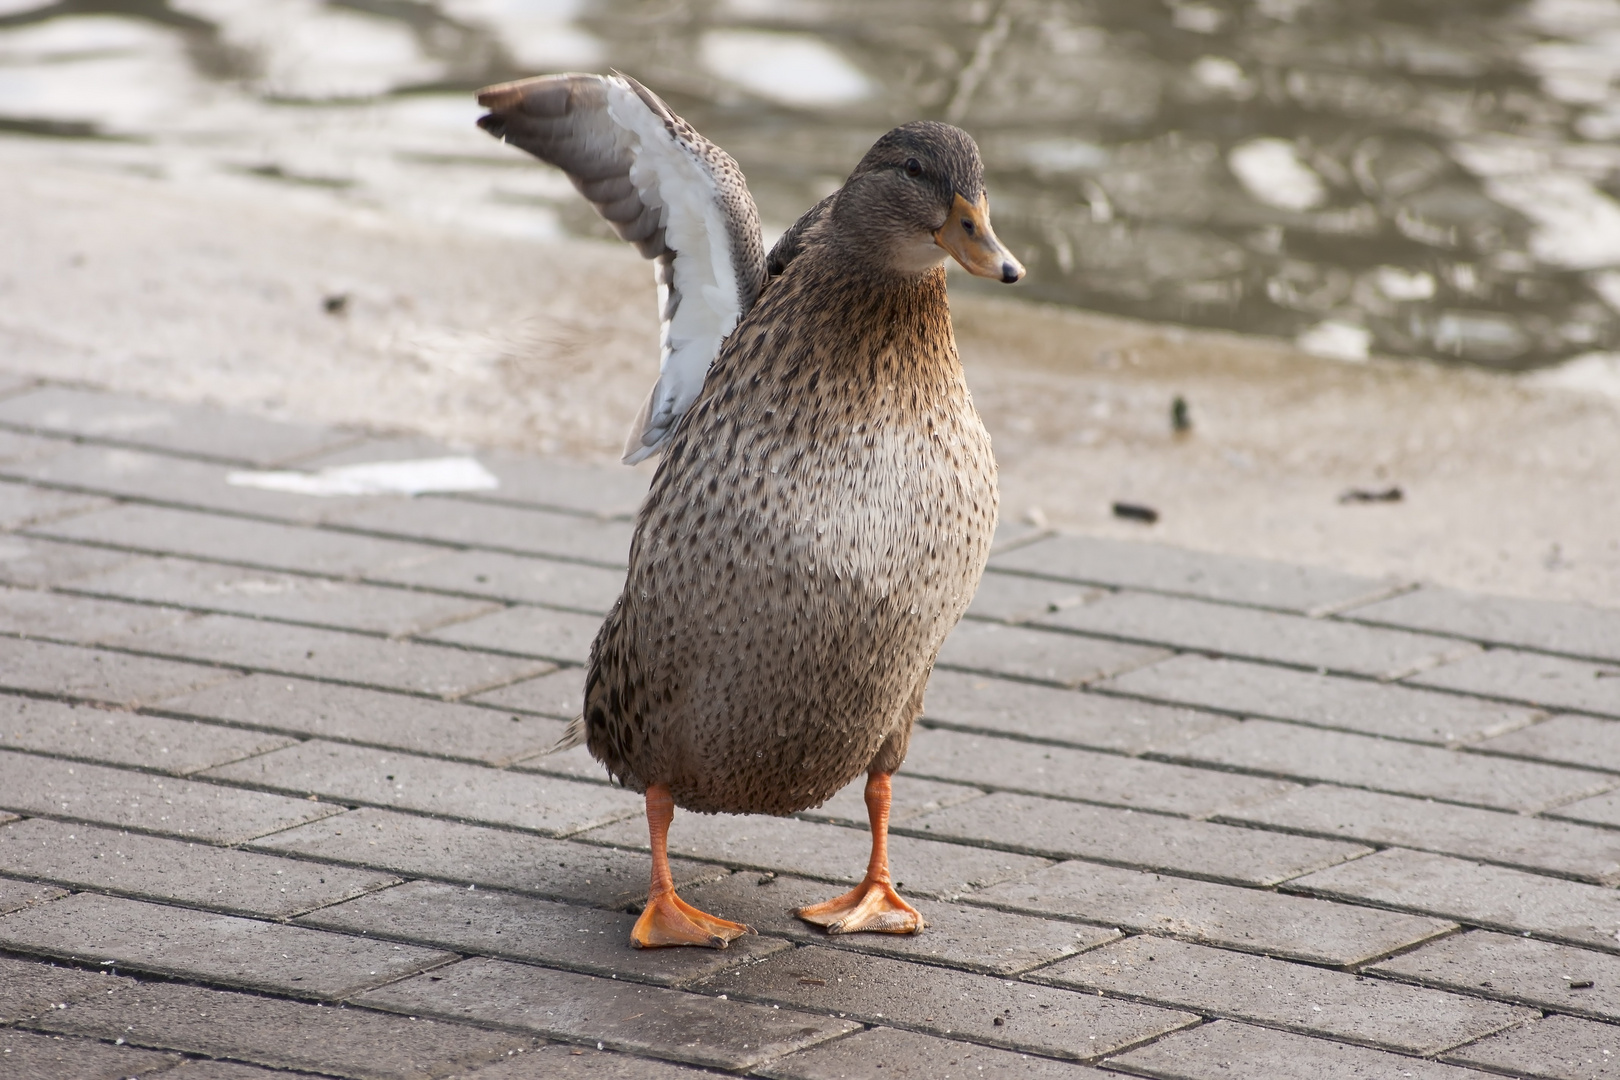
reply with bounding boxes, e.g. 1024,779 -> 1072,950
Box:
631,889 -> 752,949
796,877 -> 924,935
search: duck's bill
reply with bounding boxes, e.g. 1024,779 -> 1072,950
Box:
935,193 -> 1025,284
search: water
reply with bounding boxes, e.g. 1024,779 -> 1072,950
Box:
6,0 -> 1620,372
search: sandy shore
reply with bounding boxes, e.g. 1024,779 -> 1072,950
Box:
2,141 -> 1616,606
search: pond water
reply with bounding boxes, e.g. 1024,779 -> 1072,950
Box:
6,0 -> 1620,372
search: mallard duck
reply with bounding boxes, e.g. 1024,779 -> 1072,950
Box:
477,72 -> 1023,948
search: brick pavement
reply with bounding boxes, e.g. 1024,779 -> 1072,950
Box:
0,377 -> 1616,1079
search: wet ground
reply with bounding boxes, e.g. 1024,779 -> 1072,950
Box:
8,0 -> 1620,371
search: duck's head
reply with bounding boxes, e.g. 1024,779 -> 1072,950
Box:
834,121 -> 1024,284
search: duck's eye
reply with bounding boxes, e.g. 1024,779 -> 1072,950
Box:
904,158 -> 922,177
961,216 -> 976,237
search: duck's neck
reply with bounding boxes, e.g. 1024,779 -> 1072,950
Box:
754,244 -> 961,392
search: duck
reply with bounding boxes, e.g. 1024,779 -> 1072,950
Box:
476,72 -> 1023,948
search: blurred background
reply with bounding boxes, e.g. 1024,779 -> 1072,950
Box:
0,0 -> 1617,602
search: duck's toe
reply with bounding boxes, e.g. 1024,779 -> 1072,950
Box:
796,879 -> 924,935
631,890 -> 753,949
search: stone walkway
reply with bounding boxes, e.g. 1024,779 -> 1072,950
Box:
0,376 -> 1616,1080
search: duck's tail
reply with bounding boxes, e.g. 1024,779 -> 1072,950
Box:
548,714 -> 587,755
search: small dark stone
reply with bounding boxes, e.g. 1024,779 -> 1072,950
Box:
1570,979 -> 1595,989
1338,486 -> 1403,504
323,293 -> 350,315
1171,395 -> 1192,433
1112,501 -> 1159,524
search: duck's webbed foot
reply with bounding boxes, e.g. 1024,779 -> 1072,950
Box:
632,888 -> 751,949
795,770 -> 924,936
632,782 -> 752,949
796,877 -> 922,935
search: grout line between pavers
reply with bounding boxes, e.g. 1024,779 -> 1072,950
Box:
1394,663 -> 1620,722
0,627 -> 537,705
1272,879 -> 1620,959
0,460 -> 639,558
1205,811 -> 1620,888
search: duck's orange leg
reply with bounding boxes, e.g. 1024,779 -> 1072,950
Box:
796,772 -> 924,935
630,783 -> 751,949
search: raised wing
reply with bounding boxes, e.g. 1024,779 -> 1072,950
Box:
476,73 -> 766,464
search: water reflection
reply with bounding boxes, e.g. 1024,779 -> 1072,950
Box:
6,0 -> 1620,372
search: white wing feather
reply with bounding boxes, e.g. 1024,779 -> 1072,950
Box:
605,79 -> 744,463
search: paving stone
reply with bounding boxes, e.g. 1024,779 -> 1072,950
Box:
0,817 -> 399,918
701,944 -> 1197,1062
966,571 -> 1103,624
0,693 -> 295,774
1444,1014 -> 1620,1079
156,674 -> 566,766
510,741 -> 611,783
799,771 -> 984,827
0,584 -> 192,644
3,443 -> 375,522
683,870 -> 1120,976
0,952 -> 118,1021
305,444 -> 650,519
34,974 -> 535,1080
474,453 -> 650,518
0,636 -> 242,707
0,891 -> 455,999
1371,930 -> 1620,1023
357,956 -> 859,1071
0,875 -> 68,916
468,665 -> 585,718
0,748 -> 342,843
973,860 -> 1454,966
0,426 -> 60,463
1551,789 -> 1620,829
1224,784 -> 1620,884
420,605 -> 603,664
67,555 -> 500,636
324,497 -> 635,567
0,535 -> 138,587
936,621 -> 1170,688
112,614 -> 550,697
439,1043 -> 719,1079
758,1024 -> 1111,1079
584,810 -> 1051,901
990,534 -> 1398,615
922,669 -> 1233,753
0,1027 -> 181,1079
204,740 -> 642,837
1098,654 -> 1541,745
1347,585 -> 1620,665
0,478 -> 108,529
1411,649 -> 1620,718
0,385 -> 354,465
908,792 -> 1368,887
1036,936 -> 1534,1056
1036,592 -> 1473,680
299,878 -> 787,987
903,727 -> 1297,817
249,806 -> 725,909
367,548 -> 626,613
164,1061 -> 332,1080
1106,1018 -> 1497,1080
1168,719 -> 1613,812
1478,714 -> 1620,773
32,503 -> 445,578
1292,848 -> 1620,951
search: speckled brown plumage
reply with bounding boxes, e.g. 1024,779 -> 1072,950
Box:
583,198 -> 998,816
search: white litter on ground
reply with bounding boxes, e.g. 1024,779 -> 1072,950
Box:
226,456 -> 499,497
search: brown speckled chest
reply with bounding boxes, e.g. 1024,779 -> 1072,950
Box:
583,248 -> 997,816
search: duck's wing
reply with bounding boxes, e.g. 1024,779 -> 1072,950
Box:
476,73 -> 766,463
